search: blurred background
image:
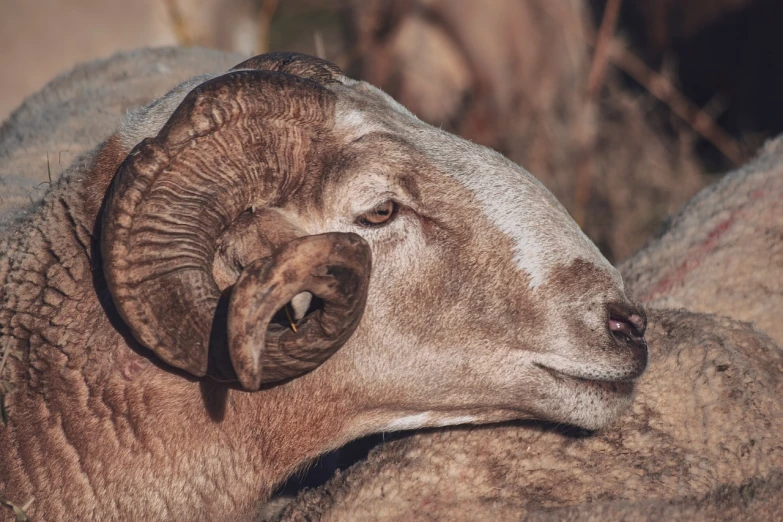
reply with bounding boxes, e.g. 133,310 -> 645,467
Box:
2,0 -> 782,263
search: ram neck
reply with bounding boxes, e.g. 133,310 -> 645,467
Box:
0,134 -> 357,519
0,135 -> 126,507
0,134 -> 127,375
1,350 -> 353,520
211,378 -> 355,502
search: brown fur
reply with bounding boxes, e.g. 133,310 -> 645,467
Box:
526,471 -> 783,521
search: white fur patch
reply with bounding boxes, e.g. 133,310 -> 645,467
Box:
430,415 -> 478,427
332,78 -> 619,289
384,413 -> 432,431
383,413 -> 478,432
420,129 -> 619,288
359,83 -> 417,118
333,108 -> 381,142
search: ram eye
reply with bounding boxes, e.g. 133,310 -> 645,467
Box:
356,200 -> 398,227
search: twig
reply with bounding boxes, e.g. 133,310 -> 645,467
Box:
574,0 -> 624,227
608,43 -> 744,165
313,31 -> 326,59
587,0 -> 623,99
537,0 -> 745,166
0,344 -> 10,387
35,153 -> 53,190
46,152 -> 52,184
0,342 -> 11,427
164,0 -> 194,47
283,303 -> 298,333
58,150 -> 72,175
21,497 -> 34,513
1,495 -> 30,521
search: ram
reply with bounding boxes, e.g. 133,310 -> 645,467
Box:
0,52 -> 647,520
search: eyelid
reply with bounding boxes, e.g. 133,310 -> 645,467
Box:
355,200 -> 399,227
355,191 -> 397,212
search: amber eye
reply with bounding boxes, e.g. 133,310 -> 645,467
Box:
356,200 -> 398,227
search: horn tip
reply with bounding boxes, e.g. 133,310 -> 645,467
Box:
235,363 -> 263,392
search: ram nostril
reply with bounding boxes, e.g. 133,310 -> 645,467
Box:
605,302 -> 648,377
606,302 -> 647,340
608,314 -> 645,341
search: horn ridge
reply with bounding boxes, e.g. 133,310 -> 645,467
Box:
232,52 -> 344,84
102,68 -> 337,377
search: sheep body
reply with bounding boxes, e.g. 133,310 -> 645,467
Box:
278,308 -> 783,521
0,47 -> 244,225
526,471 -> 783,522
620,137 -> 783,345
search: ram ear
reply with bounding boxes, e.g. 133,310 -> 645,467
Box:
228,232 -> 371,391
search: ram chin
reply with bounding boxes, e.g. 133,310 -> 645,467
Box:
531,371 -> 637,431
371,376 -> 636,435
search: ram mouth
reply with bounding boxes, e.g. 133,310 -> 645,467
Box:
535,363 -> 635,393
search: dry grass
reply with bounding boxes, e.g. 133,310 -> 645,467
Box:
0,495 -> 33,521
538,0 -> 746,167
0,342 -> 11,427
573,0 -> 624,227
257,0 -> 280,54
163,0 -> 194,47
0,497 -> 35,522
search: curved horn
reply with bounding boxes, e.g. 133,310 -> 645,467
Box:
232,52 -> 343,84
102,67 -> 342,379
229,232 -> 371,390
